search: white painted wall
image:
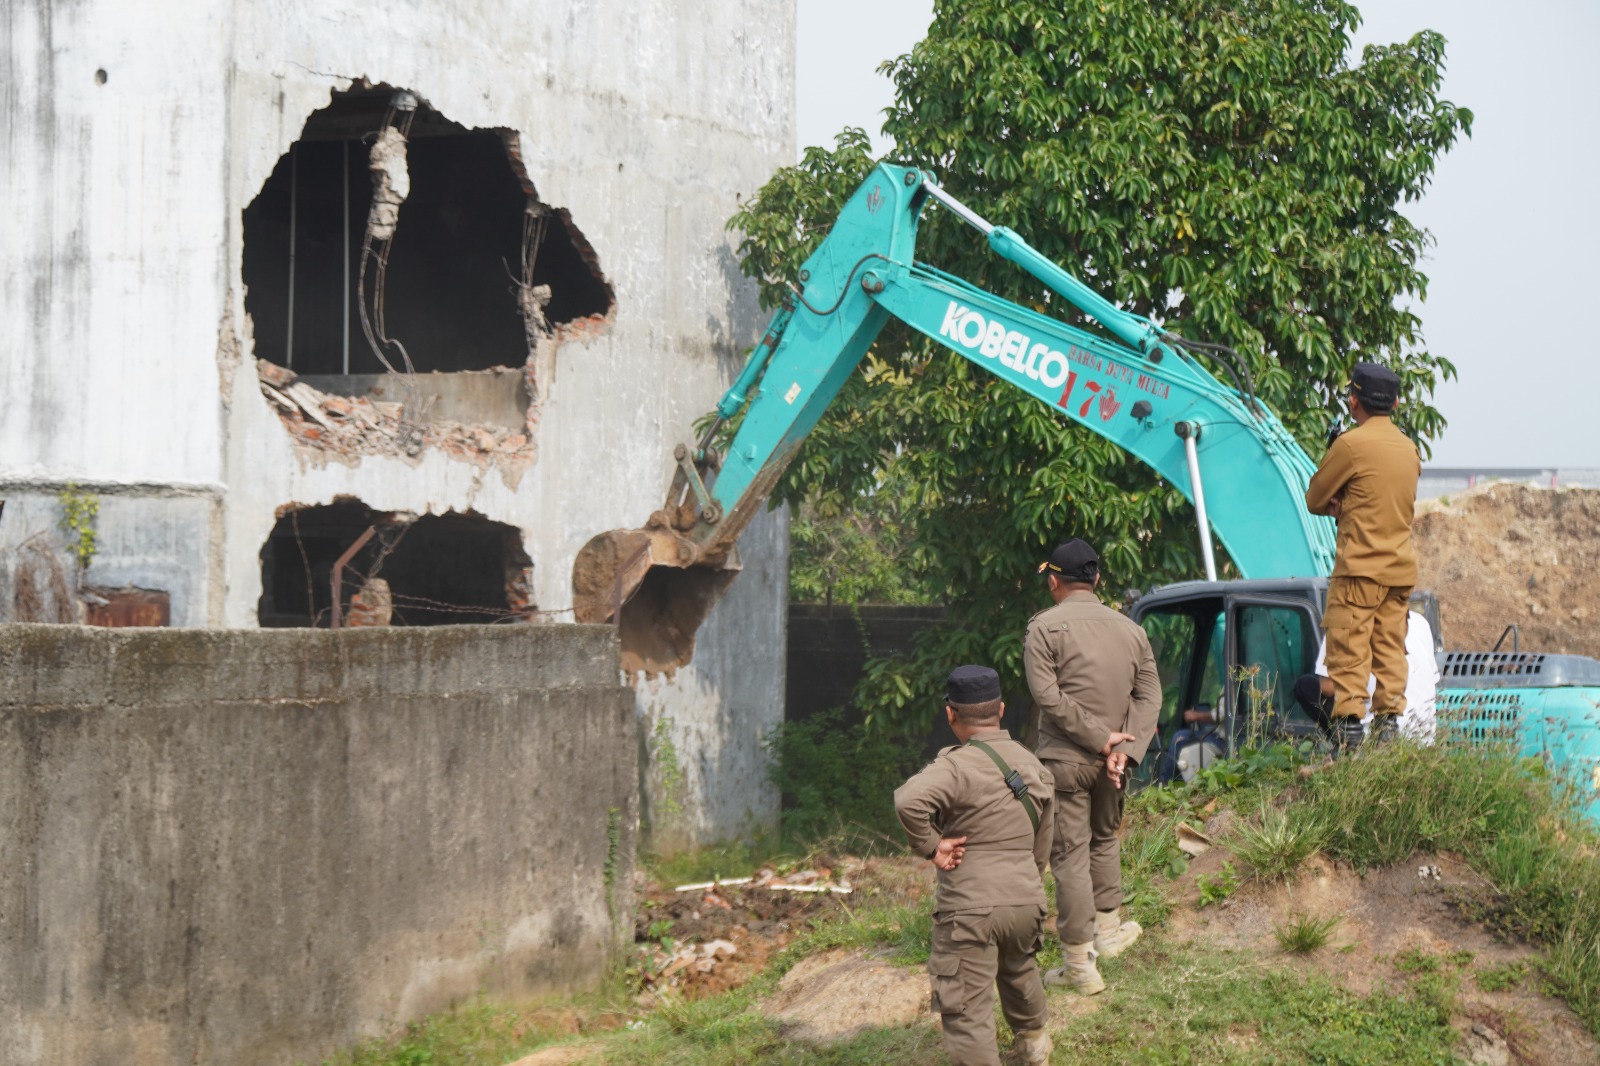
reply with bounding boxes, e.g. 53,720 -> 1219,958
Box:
3,0 -> 795,847
1,0 -> 230,484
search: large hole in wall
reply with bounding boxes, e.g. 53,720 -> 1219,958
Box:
241,84 -> 613,443
258,500 -> 534,627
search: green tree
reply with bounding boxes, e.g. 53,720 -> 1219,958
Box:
732,0 -> 1470,733
790,480 -> 931,606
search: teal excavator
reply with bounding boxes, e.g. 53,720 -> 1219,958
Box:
573,163 -> 1600,821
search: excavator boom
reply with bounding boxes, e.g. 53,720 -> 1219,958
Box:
574,164 -> 1334,671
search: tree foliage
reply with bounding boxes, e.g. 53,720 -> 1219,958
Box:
730,0 -> 1470,734
790,484 -> 931,606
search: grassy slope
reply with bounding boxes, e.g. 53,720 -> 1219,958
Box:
324,740 -> 1600,1065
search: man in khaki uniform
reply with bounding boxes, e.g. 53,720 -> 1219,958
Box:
1305,362 -> 1420,748
1023,539 -> 1159,994
895,665 -> 1055,1066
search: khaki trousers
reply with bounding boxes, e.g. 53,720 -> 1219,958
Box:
1323,576 -> 1412,719
1047,758 -> 1123,946
928,904 -> 1048,1066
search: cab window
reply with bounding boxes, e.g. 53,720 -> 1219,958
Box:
1230,602 -> 1319,735
1195,613 -> 1227,714
1139,610 -> 1196,733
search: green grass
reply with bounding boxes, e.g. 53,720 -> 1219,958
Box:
1228,796 -> 1328,882
1117,808 -> 1186,925
327,941 -> 1472,1066
1393,948 -> 1443,975
1196,861 -> 1240,908
1055,943 -> 1461,1064
600,999 -> 943,1065
1476,959 -> 1530,992
319,993 -> 630,1066
644,840 -> 778,888
1274,912 -> 1340,955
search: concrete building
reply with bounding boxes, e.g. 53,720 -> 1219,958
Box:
1,0 -> 793,847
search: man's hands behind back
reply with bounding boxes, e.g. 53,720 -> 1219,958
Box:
1101,731 -> 1136,789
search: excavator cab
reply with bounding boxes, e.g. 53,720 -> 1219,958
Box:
1130,580 -> 1328,788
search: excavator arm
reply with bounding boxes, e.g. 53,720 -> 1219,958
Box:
573,163 -> 1335,671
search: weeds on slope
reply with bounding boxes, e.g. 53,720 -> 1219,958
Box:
1299,738 -> 1600,1034
1229,798 -> 1329,883
1127,724 -> 1600,1035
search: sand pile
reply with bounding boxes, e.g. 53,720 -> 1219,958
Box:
1413,483 -> 1600,657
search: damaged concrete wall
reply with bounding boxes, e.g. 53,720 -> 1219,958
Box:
0,483 -> 222,627
0,622 -> 637,1066
2,1 -> 793,846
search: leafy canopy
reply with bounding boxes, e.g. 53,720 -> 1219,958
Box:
789,484 -> 930,607
730,0 -> 1470,732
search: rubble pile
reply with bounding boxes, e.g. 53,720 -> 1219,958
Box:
1414,483 -> 1600,657
629,862 -> 863,1003
257,360 -> 533,465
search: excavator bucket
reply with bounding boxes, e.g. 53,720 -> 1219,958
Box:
571,527 -> 740,675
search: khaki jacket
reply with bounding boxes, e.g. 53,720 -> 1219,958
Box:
894,728 -> 1054,915
1023,590 -> 1161,768
1305,415 -> 1420,586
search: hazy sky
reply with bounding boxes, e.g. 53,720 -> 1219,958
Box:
795,1 -> 1598,468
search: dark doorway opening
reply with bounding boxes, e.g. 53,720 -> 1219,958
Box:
258,501 -> 533,627
242,87 -> 612,379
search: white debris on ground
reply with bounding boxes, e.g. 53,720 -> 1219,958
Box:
673,866 -> 854,895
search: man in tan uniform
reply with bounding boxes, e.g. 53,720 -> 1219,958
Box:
1023,539 -> 1159,994
895,665 -> 1055,1066
1305,362 -> 1421,749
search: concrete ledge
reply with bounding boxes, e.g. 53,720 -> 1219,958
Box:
0,623 -> 636,1066
0,623 -> 619,708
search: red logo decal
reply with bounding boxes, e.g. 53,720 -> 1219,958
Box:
1098,388 -> 1121,421
866,185 -> 884,214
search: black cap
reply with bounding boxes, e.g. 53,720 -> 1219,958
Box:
1037,538 -> 1099,583
946,665 -> 1002,705
1348,362 -> 1400,413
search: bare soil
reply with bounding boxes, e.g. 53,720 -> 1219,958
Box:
761,948 -> 933,1042
1170,840 -> 1599,1065
1415,484 -> 1600,657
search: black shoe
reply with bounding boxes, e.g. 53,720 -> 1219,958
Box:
1334,717 -> 1366,753
1370,715 -> 1400,744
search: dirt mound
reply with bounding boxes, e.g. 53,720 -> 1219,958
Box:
761,948 -> 933,1043
1170,847 -> 1599,1065
1414,484 -> 1600,657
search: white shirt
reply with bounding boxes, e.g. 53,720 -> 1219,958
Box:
1313,610 -> 1441,744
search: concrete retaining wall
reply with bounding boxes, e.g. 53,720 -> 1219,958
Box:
0,623 -> 637,1066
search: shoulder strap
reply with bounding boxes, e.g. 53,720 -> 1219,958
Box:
966,739 -> 1040,834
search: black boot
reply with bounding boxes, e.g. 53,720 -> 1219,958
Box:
1334,717 -> 1366,753
1370,714 -> 1400,744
